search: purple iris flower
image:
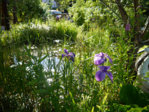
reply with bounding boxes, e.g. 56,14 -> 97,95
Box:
95,66 -> 113,82
94,52 -> 112,65
62,49 -> 75,62
125,23 -> 131,31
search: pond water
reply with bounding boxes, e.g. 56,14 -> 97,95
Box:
1,40 -> 71,85
10,45 -> 61,72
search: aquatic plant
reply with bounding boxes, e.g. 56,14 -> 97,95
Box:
94,52 -> 113,65
95,66 -> 113,82
94,52 -> 113,82
62,49 -> 75,62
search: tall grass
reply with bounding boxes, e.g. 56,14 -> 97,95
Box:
0,19 -> 78,46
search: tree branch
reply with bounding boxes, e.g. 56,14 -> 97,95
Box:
141,16 -> 149,38
99,0 -> 121,19
141,39 -> 149,45
115,0 -> 128,25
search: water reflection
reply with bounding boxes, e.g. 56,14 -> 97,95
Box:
7,42 -> 65,85
10,44 -> 62,68
41,56 -> 60,72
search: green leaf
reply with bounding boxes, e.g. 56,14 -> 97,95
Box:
38,55 -> 48,64
91,107 -> 94,112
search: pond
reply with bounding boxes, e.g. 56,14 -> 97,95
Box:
1,40 -> 72,85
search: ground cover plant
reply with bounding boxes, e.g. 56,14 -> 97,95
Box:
0,0 -> 149,112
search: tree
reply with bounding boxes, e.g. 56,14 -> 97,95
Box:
12,0 -> 18,24
1,0 -> 10,30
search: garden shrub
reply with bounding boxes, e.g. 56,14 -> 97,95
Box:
120,84 -> 140,105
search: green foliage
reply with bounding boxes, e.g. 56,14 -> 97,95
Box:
56,0 -> 72,10
8,0 -> 50,22
68,0 -> 120,29
109,103 -> 132,112
109,103 -> 149,112
69,0 -> 93,26
120,84 -> 149,107
0,20 -> 78,46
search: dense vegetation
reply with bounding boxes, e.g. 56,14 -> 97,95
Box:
0,0 -> 149,111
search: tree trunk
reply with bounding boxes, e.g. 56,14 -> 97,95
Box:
115,0 -> 128,27
13,0 -> 17,24
133,0 -> 140,45
1,0 -> 10,30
